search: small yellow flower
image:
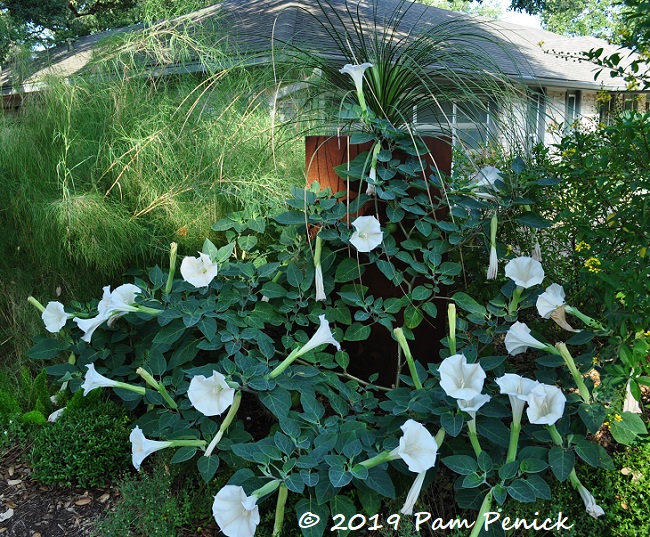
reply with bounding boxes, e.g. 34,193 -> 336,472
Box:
614,414 -> 623,422
584,257 -> 602,273
575,241 -> 591,252
592,355 -> 599,365
644,330 -> 650,338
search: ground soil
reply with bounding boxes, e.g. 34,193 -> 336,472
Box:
0,443 -> 119,537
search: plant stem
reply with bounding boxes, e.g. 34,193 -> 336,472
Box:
469,489 -> 493,537
505,422 -> 521,463
272,484 -> 289,537
205,391 -> 242,457
508,286 -> 523,316
555,342 -> 591,403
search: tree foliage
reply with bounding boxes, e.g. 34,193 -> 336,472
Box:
0,0 -> 213,62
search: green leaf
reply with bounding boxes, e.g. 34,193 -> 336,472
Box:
519,459 -> 548,474
329,466 -> 353,488
330,496 -> 356,537
247,217 -> 266,233
274,211 -> 307,225
295,498 -> 329,537
438,261 -> 462,277
574,439 -> 614,469
422,301 -> 438,318
498,461 -> 519,480
27,338 -> 70,360
442,455 -> 477,476
170,446 -> 197,464
462,472 -> 484,488
215,243 -> 235,263
364,467 -> 395,498
609,412 -> 648,446
578,403 -> 607,434
410,285 -> 432,301
565,331 -> 595,345
479,355 -> 507,371
507,479 -> 536,502
526,474 -> 552,500
452,292 -> 487,317
152,320 -> 186,346
335,258 -> 364,283
493,484 -> 507,505
315,477 -> 339,504
477,451 -> 493,473
197,455 -> 220,483
515,212 -> 552,229
403,306 -> 424,329
169,338 -> 199,370
344,323 -> 371,341
441,413 -> 464,437
237,235 -> 258,251
376,260 -> 400,283
548,447 -> 574,482
259,388 -> 292,416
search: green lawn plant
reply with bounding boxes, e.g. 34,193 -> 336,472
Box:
0,21 -> 305,373
24,60 -> 645,537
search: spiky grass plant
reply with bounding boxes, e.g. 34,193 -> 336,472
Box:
269,0 -> 528,150
0,19 -> 304,372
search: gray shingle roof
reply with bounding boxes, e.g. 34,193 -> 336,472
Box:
0,0 -> 638,95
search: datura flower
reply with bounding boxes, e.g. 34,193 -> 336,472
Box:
107,283 -> 142,316
390,419 -> 438,473
504,256 -> 545,289
212,485 -> 260,537
339,62 -> 373,112
438,354 -> 486,400
495,373 -> 539,425
400,471 -> 427,516
81,363 -> 122,395
187,371 -> 236,416
81,363 -> 145,397
623,379 -> 642,414
314,264 -> 326,301
526,383 -> 566,425
42,301 -> 73,333
74,314 -> 109,343
268,314 -> 341,379
504,321 -> 551,356
391,420 -> 438,515
180,252 -> 218,288
536,283 -> 566,318
487,212 -> 498,280
366,166 -> 377,195
350,215 -> 383,253
457,393 -> 491,420
130,426 -> 173,471
471,165 -> 501,200
73,285 -> 112,343
577,484 -> 605,518
298,314 -> 341,356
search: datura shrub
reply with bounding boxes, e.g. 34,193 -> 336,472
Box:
26,64 -> 646,537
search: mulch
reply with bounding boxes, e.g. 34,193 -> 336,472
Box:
0,444 -> 120,537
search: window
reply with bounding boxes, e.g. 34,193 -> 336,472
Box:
527,90 -> 546,148
566,90 -> 581,122
415,99 -> 493,151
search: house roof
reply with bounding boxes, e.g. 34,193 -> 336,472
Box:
0,0 -> 639,96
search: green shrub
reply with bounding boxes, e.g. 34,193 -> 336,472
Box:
92,458 -> 224,537
30,390 -> 131,488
